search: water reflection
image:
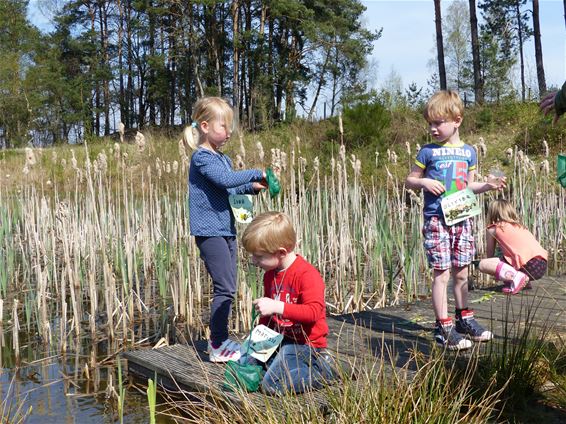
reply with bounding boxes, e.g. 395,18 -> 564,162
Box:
0,330 -> 174,423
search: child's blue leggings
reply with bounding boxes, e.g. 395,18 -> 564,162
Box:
195,236 -> 237,346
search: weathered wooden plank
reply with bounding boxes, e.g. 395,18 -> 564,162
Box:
123,277 -> 566,412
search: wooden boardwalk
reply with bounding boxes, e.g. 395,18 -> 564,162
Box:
123,275 -> 566,407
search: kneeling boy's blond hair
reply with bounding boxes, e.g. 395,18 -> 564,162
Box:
241,212 -> 296,254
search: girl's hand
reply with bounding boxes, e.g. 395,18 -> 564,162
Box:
421,178 -> 445,196
253,297 -> 284,317
252,181 -> 268,192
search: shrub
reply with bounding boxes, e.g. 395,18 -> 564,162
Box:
516,119 -> 566,156
327,93 -> 391,152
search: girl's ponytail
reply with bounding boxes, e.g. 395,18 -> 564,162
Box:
183,124 -> 199,150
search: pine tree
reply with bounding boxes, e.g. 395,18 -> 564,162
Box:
0,0 -> 40,147
479,0 -> 532,101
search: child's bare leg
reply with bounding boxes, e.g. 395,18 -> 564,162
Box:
452,265 -> 469,309
480,258 -> 528,294
453,264 -> 494,342
478,257 -> 501,276
432,269 -> 450,319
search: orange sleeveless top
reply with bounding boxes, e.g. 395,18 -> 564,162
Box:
489,222 -> 547,269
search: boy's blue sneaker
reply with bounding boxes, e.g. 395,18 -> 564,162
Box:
455,310 -> 493,342
434,319 -> 473,351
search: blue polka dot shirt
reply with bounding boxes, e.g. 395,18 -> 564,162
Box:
189,148 -> 263,236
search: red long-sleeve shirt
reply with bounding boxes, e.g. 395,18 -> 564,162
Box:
259,255 -> 328,348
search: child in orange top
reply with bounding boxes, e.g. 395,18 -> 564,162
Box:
479,199 -> 547,294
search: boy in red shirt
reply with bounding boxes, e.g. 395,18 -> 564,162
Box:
241,211 -> 335,395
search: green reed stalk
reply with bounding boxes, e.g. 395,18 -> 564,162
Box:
147,375 -> 157,424
117,358 -> 125,424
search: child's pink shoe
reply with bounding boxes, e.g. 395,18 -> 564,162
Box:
502,280 -> 532,291
502,273 -> 529,295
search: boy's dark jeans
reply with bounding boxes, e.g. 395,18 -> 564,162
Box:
195,236 -> 237,346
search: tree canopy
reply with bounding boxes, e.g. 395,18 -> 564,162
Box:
0,0 -> 380,147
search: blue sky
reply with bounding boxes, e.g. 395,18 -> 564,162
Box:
362,0 -> 565,92
29,0 -> 565,94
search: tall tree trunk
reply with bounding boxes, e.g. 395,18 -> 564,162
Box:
434,0 -> 447,90
159,18 -> 167,126
275,27 -> 287,120
330,44 -> 339,117
148,1 -> 156,126
138,70 -> 145,127
126,0 -> 134,128
191,5 -> 204,98
239,2 -> 248,121
99,2 -> 111,135
515,1 -> 526,101
232,1 -> 240,117
532,0 -> 546,96
88,4 -> 100,136
262,5 -> 275,125
117,0 -> 126,129
246,0 -> 253,127
308,45 -> 332,120
469,0 -> 484,104
169,7 -> 177,126
267,6 -> 276,122
285,34 -> 299,120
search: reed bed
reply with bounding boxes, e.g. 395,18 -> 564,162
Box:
0,140 -> 564,353
154,340 -> 504,424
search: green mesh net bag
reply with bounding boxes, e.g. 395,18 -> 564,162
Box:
222,309 -> 265,393
558,154 -> 566,188
265,168 -> 281,199
223,360 -> 265,392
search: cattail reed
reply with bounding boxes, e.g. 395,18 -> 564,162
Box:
338,113 -> 344,144
477,137 -> 487,157
135,131 -> 146,152
239,134 -> 246,161
0,135 -> 564,354
12,299 -> 20,361
118,122 -> 126,143
256,141 -> 264,163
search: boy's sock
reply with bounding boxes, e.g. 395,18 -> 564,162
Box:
495,260 -> 527,286
436,317 -> 452,326
455,308 -> 468,319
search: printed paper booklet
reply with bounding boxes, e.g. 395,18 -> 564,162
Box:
241,324 -> 283,362
441,188 -> 481,226
229,194 -> 254,224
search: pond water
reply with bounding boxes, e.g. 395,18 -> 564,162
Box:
1,331 -> 177,423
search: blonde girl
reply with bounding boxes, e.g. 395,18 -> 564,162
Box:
479,199 -> 547,294
184,97 -> 267,362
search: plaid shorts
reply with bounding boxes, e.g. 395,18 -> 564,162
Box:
520,256 -> 547,281
422,216 -> 475,270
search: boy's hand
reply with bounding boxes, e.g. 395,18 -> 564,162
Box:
253,297 -> 284,317
421,178 -> 445,196
486,175 -> 507,191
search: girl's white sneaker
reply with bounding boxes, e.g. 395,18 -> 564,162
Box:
208,339 -> 242,363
